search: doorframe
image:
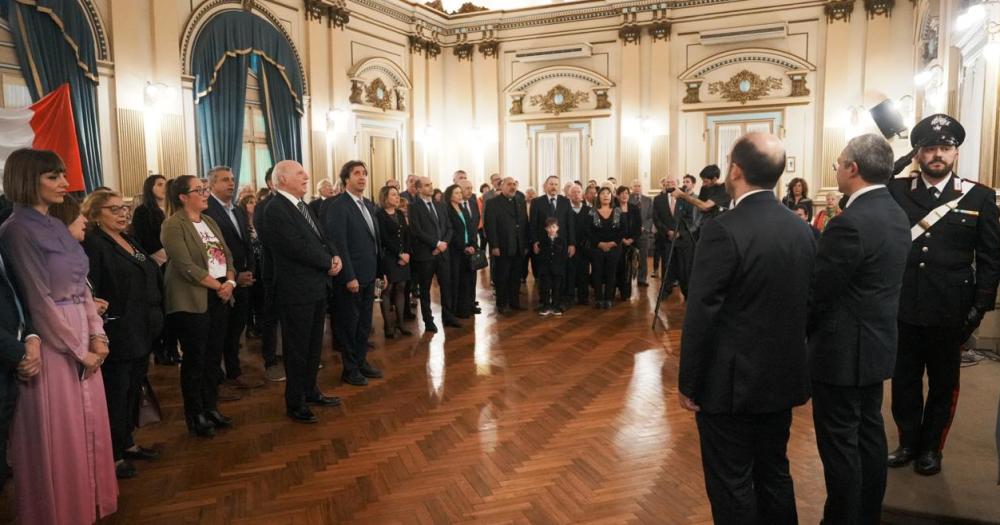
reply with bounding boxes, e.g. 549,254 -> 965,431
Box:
705,108 -> 785,166
355,112 -> 407,199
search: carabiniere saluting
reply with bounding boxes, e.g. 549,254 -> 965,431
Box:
886,113 -> 1000,476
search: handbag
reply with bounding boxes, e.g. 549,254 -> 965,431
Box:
468,248 -> 489,271
137,377 -> 162,427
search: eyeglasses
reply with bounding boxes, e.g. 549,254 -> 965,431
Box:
101,205 -> 131,215
186,187 -> 210,195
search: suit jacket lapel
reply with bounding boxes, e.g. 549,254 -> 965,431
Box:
280,194 -> 323,240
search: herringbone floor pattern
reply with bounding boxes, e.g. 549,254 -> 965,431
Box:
0,278 -> 825,524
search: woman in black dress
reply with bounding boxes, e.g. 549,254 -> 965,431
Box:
586,187 -> 623,309
444,184 -> 478,319
130,174 -> 178,365
614,185 -> 642,301
82,189 -> 164,479
375,186 -> 412,338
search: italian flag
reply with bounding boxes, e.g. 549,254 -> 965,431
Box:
0,83 -> 85,191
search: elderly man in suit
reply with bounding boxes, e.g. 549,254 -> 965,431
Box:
205,166 -> 262,393
408,176 -> 458,332
309,179 -> 335,217
630,180 -> 654,287
0,251 -> 40,491
257,160 -> 343,424
485,177 -> 529,314
679,133 -> 816,525
325,161 -> 383,387
809,134 -> 911,524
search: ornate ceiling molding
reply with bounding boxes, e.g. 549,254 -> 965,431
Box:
678,47 -> 816,81
180,0 -> 308,96
824,0 -> 855,24
305,0 -> 350,29
504,65 -> 615,94
80,0 -> 111,61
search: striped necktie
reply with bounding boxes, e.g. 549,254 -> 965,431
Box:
296,200 -> 320,236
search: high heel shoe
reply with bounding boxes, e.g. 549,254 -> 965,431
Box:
204,409 -> 232,428
186,414 -> 215,438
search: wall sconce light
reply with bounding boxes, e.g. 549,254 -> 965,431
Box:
144,81 -> 175,108
326,107 -> 348,132
418,125 -> 439,147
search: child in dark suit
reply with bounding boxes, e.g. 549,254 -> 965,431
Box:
536,217 -> 567,316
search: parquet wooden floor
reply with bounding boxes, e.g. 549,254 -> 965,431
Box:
0,276 -> 825,524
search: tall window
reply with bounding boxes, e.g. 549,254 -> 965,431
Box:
240,69 -> 273,190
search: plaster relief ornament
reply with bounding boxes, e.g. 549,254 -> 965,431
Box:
529,84 -> 590,116
708,70 -> 783,104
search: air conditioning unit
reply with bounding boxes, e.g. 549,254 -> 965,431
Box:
514,43 -> 592,63
700,23 -> 787,46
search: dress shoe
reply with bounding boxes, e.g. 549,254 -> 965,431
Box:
444,318 -> 462,328
218,385 -> 242,402
265,364 -> 286,382
366,341 -> 376,349
473,307 -> 482,314
404,310 -> 417,321
398,327 -> 413,336
204,409 -> 233,428
153,354 -> 175,366
510,305 -> 525,311
424,323 -> 439,333
306,394 -> 342,407
914,450 -> 942,476
360,363 -> 384,378
115,460 -> 137,479
887,446 -> 917,468
577,298 -> 589,306
186,414 -> 215,438
286,406 -> 318,424
227,376 -> 264,389
497,306 -> 510,315
342,371 -> 369,386
123,446 -> 159,461
384,330 -> 396,339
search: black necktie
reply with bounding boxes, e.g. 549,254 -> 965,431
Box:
550,197 -> 556,212
296,201 -> 320,236
427,201 -> 442,237
929,187 -> 940,200
463,201 -> 471,216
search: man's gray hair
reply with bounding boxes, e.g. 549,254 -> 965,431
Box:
207,166 -> 232,185
844,133 -> 894,183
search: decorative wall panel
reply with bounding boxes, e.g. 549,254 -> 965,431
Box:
157,114 -> 187,179
116,108 -> 148,200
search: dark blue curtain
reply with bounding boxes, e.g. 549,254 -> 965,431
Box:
196,54 -> 248,177
2,0 -> 103,191
192,10 -> 304,182
256,58 -> 301,164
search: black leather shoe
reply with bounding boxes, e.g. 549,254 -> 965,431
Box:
424,323 -> 439,333
384,331 -> 396,339
342,371 -> 368,386
497,306 -> 510,315
404,310 -> 417,321
914,450 -> 942,476
444,318 -> 462,328
473,307 -> 482,314
204,409 -> 233,428
360,363 -> 383,379
887,446 -> 917,468
115,460 -> 137,479
306,394 -> 342,407
123,446 -> 160,461
398,327 -> 413,336
186,414 -> 215,438
286,406 -> 318,424
510,305 -> 525,311
366,341 -> 375,349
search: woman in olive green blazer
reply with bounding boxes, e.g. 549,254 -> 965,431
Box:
161,175 -> 235,438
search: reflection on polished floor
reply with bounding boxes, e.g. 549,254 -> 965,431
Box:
0,278 -> 825,524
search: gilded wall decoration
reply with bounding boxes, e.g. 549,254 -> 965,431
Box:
864,0 -> 894,19
594,89 -> 611,110
365,78 -> 393,111
619,25 -> 641,45
683,81 -> 702,104
648,21 -> 670,41
304,0 -> 349,29
788,73 -> 810,97
510,95 -> 524,116
529,85 -> 589,116
395,89 -> 406,111
425,1 -> 487,14
454,43 -> 474,61
708,70 -> 783,104
478,40 -> 498,58
824,0 -> 854,23
349,79 -> 363,104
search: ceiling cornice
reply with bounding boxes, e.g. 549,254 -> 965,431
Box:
345,0 -> 746,38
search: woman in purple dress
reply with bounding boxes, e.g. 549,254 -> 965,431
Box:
0,149 -> 118,524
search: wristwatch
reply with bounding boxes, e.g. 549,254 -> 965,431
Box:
225,280 -> 237,289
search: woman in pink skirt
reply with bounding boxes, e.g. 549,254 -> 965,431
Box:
0,148 -> 118,524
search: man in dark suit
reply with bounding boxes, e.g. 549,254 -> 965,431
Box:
253,167 -> 284,383
651,177 -> 676,287
408,176 -> 459,332
809,134 -> 911,524
566,183 -> 590,305
256,160 -> 343,424
205,167 -> 261,392
678,133 -> 815,525
485,176 -> 529,314
629,181 -> 654,287
458,179 -> 482,316
325,161 -> 383,387
671,175 -> 697,293
885,114 -> 1000,475
0,251 -> 39,491
308,179 -> 335,217
530,175 -> 576,307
